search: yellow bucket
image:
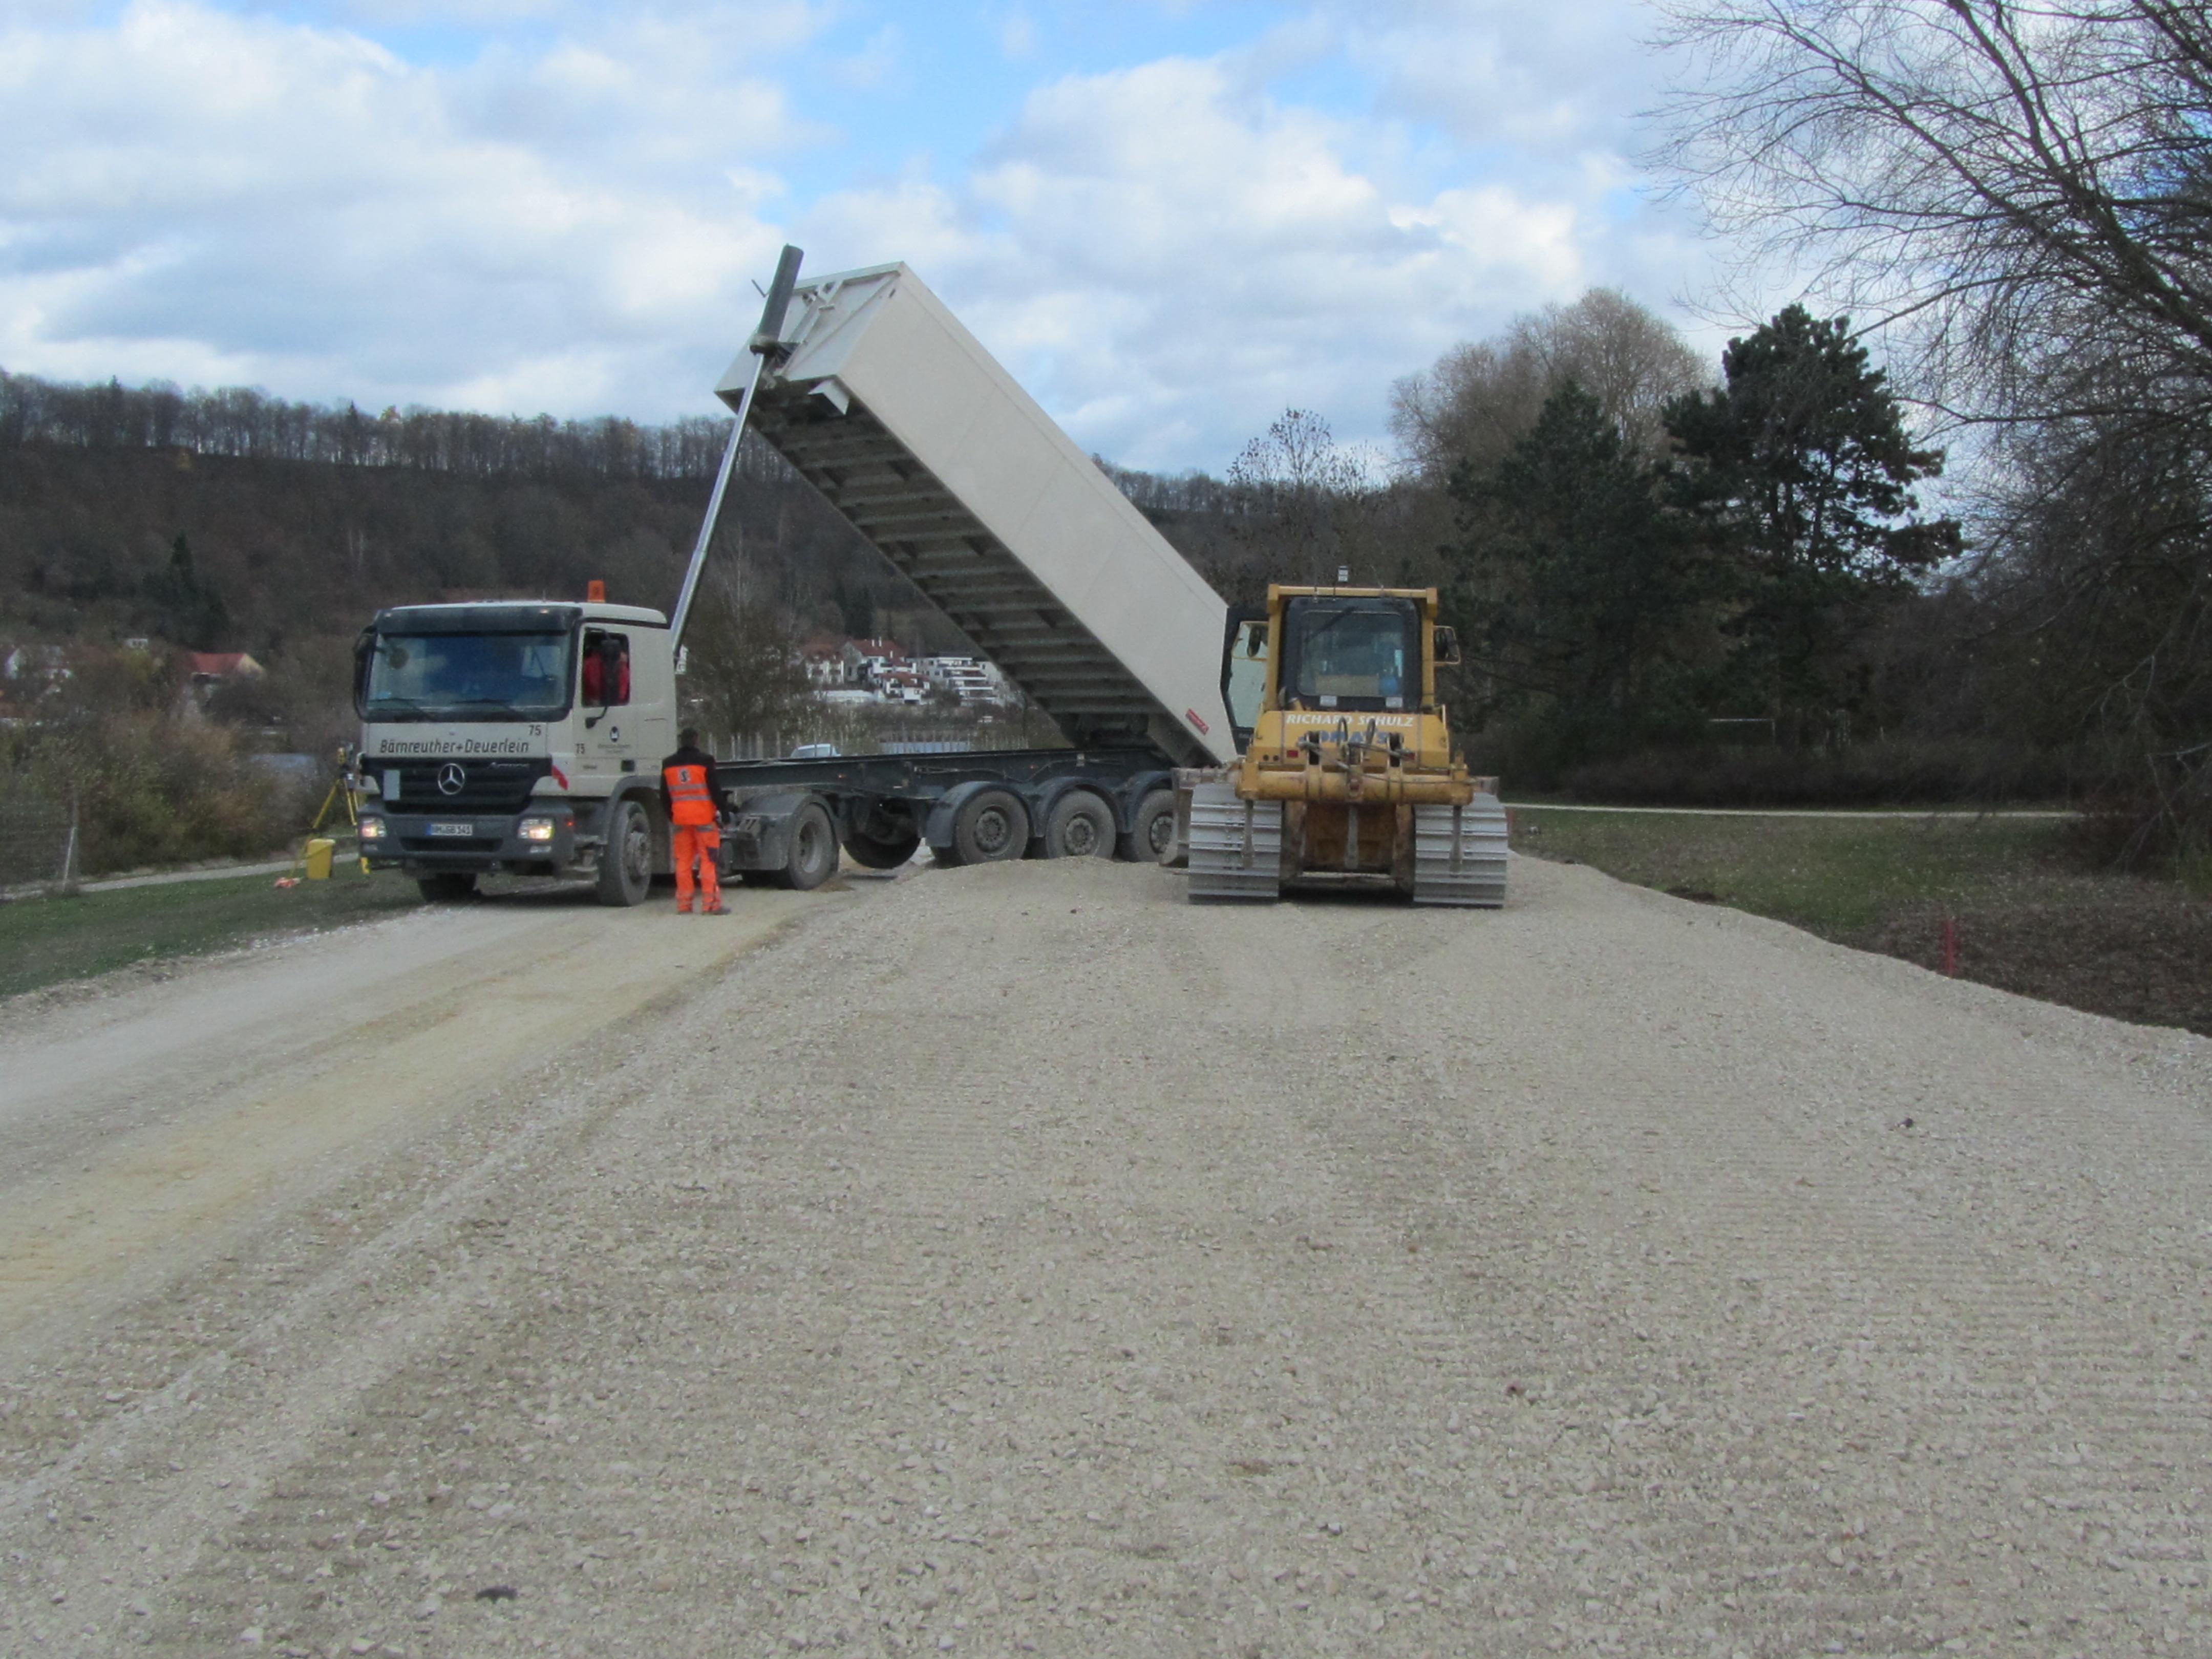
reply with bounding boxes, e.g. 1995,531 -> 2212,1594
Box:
304,837 -> 336,880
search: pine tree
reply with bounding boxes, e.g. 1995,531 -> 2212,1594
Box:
1665,306 -> 1959,738
1447,384 -> 1705,756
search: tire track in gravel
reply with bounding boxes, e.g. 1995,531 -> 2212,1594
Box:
12,853 -> 2212,1659
1262,864 -> 2212,1658
0,887 -> 846,1657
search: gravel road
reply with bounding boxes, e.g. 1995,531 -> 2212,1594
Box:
3,855 -> 2209,1658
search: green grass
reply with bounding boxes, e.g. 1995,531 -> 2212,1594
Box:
1508,808 -> 2074,935
0,866 -> 424,1001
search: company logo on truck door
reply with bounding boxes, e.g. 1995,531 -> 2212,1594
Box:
367,726 -> 545,758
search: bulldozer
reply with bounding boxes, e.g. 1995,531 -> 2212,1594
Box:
1183,579 -> 1506,906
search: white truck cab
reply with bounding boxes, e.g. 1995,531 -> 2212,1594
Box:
353,599 -> 677,904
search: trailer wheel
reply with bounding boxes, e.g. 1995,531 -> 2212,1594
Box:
595,797 -> 653,906
952,788 -> 1029,864
840,826 -> 921,869
416,873 -> 478,903
779,800 -> 839,890
1045,790 -> 1116,859
1120,788 -> 1177,863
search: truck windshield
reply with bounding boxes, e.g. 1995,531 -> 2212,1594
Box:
1279,598 -> 1417,712
361,632 -> 572,720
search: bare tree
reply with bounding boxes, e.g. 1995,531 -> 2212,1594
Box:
1655,0 -> 2212,851
678,569 -> 814,742
1221,410 -> 1384,595
1655,0 -> 2212,431
1390,289 -> 1708,481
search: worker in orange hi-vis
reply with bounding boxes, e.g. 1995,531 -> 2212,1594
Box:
658,727 -> 730,915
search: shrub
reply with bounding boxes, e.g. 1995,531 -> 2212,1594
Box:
4,707 -> 290,875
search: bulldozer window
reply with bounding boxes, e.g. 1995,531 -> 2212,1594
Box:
1279,597 -> 1417,712
1226,620 -> 1269,731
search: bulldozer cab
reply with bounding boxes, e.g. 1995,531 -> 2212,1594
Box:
1219,586 -> 1450,755
1277,593 -> 1419,713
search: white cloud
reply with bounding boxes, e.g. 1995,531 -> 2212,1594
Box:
827,23 -> 904,91
997,8 -> 1037,60
0,1 -> 803,414
0,0 -> 1737,469
798,53 -> 1618,469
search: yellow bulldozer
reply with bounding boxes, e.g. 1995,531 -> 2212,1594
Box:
1182,580 -> 1506,906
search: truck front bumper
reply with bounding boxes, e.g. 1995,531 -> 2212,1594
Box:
358,810 -> 579,878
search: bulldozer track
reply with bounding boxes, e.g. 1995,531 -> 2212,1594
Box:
1411,795 -> 1508,907
1185,779 -> 1283,903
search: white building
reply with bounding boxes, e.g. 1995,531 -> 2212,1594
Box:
916,654 -> 1011,707
841,637 -> 906,689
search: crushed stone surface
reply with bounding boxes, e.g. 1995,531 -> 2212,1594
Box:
3,854 -> 2209,1657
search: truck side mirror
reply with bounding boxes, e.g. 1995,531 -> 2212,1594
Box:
1433,625 -> 1461,667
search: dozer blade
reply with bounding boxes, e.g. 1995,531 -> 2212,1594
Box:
1412,795 -> 1507,908
1186,780 -> 1283,903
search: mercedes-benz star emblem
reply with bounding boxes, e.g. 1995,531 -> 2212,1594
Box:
436,762 -> 466,796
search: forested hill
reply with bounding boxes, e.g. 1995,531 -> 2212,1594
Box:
0,369 -> 993,657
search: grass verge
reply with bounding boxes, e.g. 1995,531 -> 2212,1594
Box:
0,868 -> 423,1002
1510,808 -> 2212,1037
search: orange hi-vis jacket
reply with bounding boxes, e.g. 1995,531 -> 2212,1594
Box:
661,760 -> 718,828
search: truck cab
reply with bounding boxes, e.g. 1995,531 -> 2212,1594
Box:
352,600 -> 675,904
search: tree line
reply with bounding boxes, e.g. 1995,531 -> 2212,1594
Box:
1107,292 -> 1983,801
0,369 -> 736,482
1653,0 -> 2212,855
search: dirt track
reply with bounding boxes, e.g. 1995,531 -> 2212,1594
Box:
3,855 -> 2210,1658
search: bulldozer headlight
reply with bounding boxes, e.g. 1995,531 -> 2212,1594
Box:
358,817 -> 387,841
519,816 -> 557,843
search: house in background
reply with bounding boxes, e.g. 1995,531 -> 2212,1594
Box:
916,654 -> 1012,707
182,651 -> 264,710
800,637 -> 848,688
841,637 -> 906,689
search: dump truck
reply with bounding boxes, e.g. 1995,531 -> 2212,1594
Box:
352,247 -> 1238,901
1184,581 -> 1506,906
352,246 -> 1505,909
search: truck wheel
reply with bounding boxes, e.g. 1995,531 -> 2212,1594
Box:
1120,788 -> 1177,863
1045,790 -> 1115,859
594,797 -> 653,907
416,873 -> 477,903
780,800 -> 839,890
840,826 -> 921,869
952,789 -> 1029,865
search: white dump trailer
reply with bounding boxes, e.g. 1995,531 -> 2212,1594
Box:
352,246 -> 1244,902
713,262 -> 1238,771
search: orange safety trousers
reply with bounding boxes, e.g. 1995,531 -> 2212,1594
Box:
672,825 -> 721,911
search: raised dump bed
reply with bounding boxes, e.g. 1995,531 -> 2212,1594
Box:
716,263 -> 1237,770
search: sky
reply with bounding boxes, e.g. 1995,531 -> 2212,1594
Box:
0,0 -> 1737,474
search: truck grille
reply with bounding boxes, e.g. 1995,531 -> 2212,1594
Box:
377,757 -> 549,814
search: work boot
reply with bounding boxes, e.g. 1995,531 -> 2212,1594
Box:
704,898 -> 727,915
677,903 -> 694,915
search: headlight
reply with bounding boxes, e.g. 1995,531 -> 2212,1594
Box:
519,816 -> 557,843
358,817 -> 387,841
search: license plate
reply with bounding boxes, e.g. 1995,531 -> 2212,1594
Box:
428,821 -> 475,838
